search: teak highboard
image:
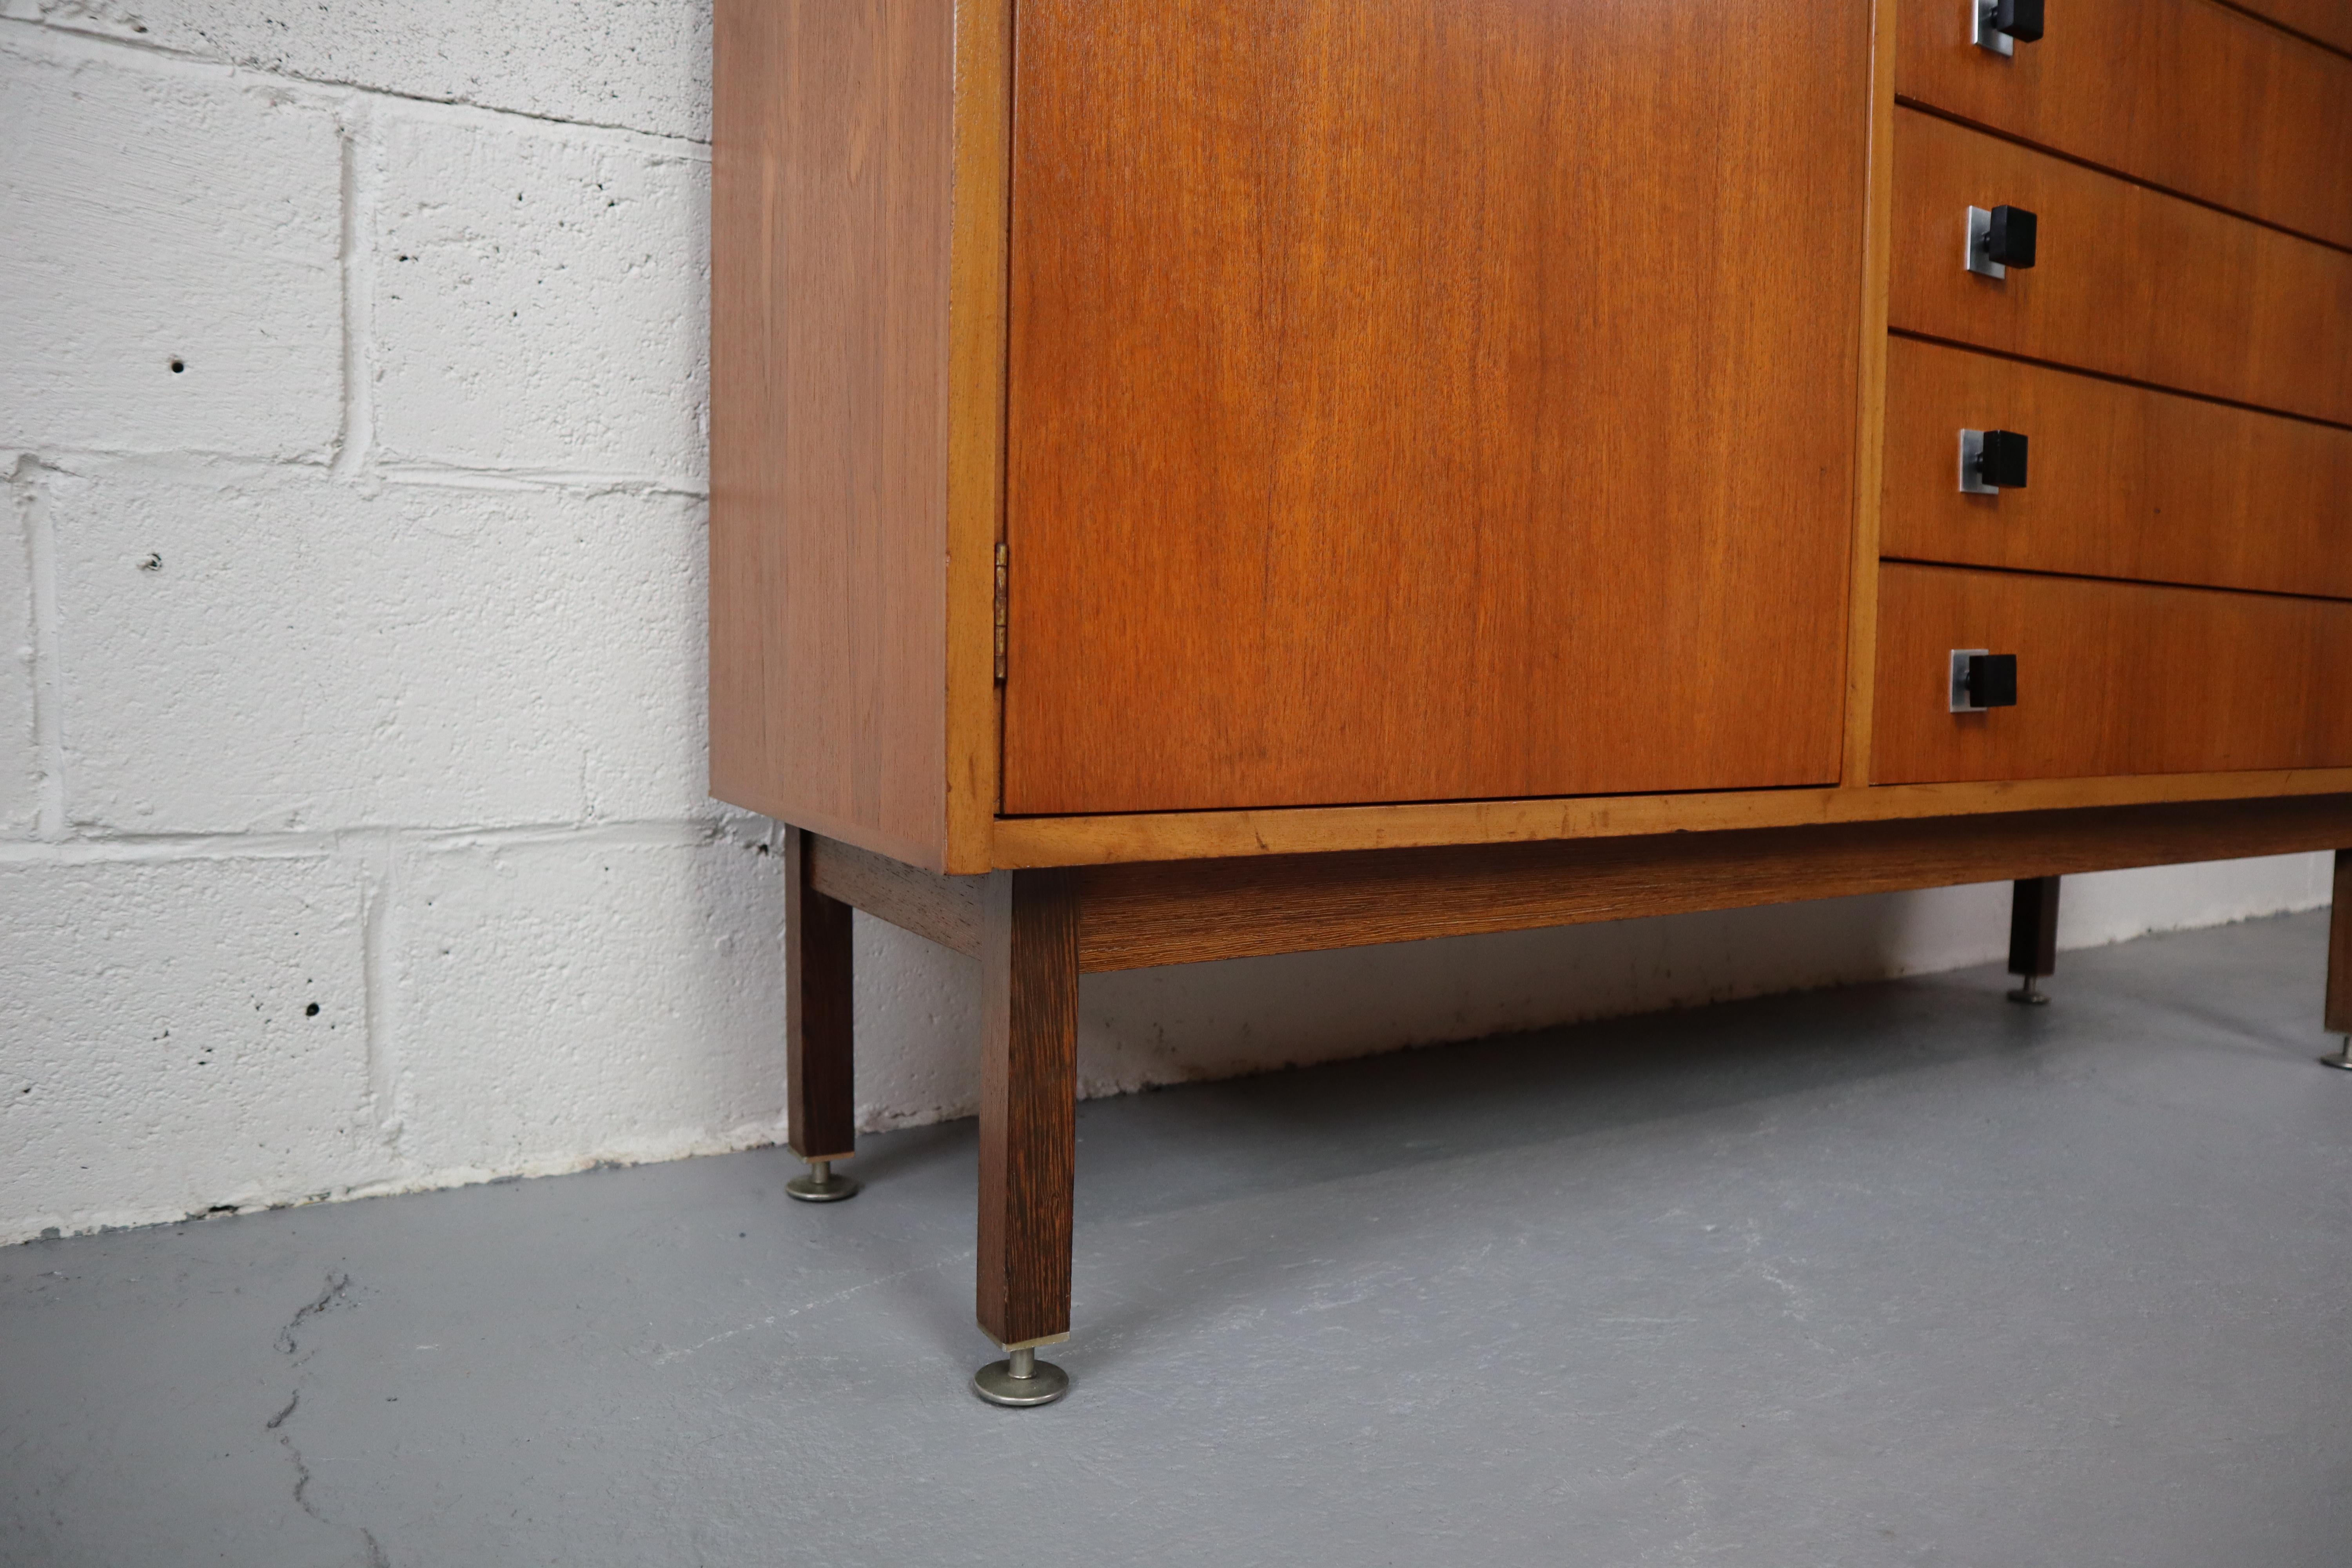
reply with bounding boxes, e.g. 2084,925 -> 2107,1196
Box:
711,0 -> 2352,1405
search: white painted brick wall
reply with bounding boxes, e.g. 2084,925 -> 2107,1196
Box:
50,463 -> 708,831
373,111 -> 709,485
0,9 -> 2335,1245
0,28 -> 344,460
2,851 -> 381,1238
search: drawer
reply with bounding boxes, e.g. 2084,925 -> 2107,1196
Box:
2227,0 -> 2352,55
1899,0 -> 2352,250
1873,563 -> 2352,785
1881,338 -> 2352,600
1891,108 -> 2352,426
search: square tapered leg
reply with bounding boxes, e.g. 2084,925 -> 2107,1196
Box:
2007,875 -> 2061,1006
972,869 -> 1080,1404
785,828 -> 860,1198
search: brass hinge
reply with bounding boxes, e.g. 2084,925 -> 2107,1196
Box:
993,542 -> 1009,685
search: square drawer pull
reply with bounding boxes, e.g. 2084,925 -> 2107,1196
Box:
1975,0 -> 2045,56
1967,205 -> 2038,278
1951,650 -> 2021,713
1960,428 -> 2030,494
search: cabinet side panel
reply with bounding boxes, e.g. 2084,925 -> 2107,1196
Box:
711,0 -> 953,869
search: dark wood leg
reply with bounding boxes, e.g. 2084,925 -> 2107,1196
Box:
784,828 -> 861,1199
2007,875 -> 2061,1006
972,869 -> 1080,1406
2324,853 -> 2352,1069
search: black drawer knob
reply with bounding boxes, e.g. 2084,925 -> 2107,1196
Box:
1995,0 -> 2045,43
1951,651 -> 2020,713
1977,0 -> 2045,52
1986,205 -> 2037,268
1961,428 -> 2030,493
1969,654 -> 2018,709
1968,205 -> 2038,277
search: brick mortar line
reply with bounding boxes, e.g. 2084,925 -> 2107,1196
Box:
0,13 -> 712,152
331,99 -> 381,483
9,448 -> 708,501
0,818 -> 760,867
17,459 -> 66,841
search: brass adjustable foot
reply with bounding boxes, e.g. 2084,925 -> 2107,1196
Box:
785,1158 -> 861,1203
2321,1038 -> 2352,1071
971,1345 -> 1070,1408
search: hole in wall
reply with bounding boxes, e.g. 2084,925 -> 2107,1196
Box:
168,358 -> 185,373
306,1003 -> 321,1017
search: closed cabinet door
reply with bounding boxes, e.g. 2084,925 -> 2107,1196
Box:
1003,0 -> 1872,816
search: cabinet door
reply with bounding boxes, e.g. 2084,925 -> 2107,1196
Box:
1002,0 -> 1872,817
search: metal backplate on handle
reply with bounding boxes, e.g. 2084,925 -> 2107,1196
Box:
1951,649 -> 1991,713
1959,430 -> 1998,494
1966,207 -> 2005,278
1974,0 -> 2016,55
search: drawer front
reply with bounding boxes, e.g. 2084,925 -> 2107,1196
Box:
1899,0 -> 2352,251
1891,109 -> 2352,425
1874,564 -> 2352,784
1882,338 -> 2352,600
2226,0 -> 2352,56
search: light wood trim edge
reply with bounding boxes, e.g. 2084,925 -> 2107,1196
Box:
942,0 -> 1014,875
1841,0 -> 1898,789
990,769 -> 2352,867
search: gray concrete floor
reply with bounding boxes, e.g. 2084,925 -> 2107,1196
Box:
6,913 -> 2351,1567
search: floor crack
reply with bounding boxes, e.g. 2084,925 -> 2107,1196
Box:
276,1270 -> 354,1356
269,1271 -> 387,1567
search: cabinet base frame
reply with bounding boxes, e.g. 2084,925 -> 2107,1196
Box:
789,796 -> 2352,1399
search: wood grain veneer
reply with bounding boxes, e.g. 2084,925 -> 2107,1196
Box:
976,870 -> 1081,1348
711,0 -> 953,868
1891,108 -> 2352,428
711,0 -> 1007,875
1067,797 -> 2352,971
1001,0 -> 1872,816
1882,338 -> 2352,599
807,834 -> 984,957
1874,563 -> 2352,785
2220,0 -> 2352,57
1898,0 -> 2352,250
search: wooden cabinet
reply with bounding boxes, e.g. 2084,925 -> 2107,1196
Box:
711,0 -> 2352,1397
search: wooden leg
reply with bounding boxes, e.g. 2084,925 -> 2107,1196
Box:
2324,853 -> 2352,1068
2007,875 -> 2060,1006
785,828 -> 860,1198
973,869 -> 1080,1403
